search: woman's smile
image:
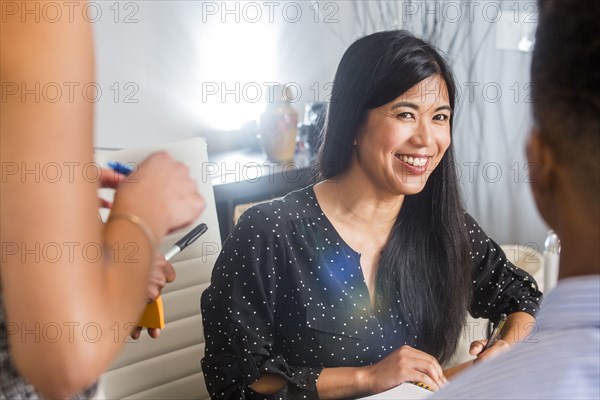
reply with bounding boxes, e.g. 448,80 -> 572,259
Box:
394,153 -> 431,174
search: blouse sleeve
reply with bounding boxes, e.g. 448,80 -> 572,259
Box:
201,207 -> 322,399
465,213 -> 543,323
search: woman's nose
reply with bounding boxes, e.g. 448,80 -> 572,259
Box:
410,121 -> 434,147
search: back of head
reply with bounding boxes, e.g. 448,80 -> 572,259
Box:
532,0 -> 600,205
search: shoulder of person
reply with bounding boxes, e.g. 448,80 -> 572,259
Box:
236,185 -> 314,226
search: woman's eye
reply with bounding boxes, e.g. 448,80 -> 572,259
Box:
433,114 -> 450,121
397,112 -> 414,119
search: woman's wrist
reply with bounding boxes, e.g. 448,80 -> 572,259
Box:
443,360 -> 473,380
352,366 -> 372,396
317,367 -> 373,399
109,197 -> 166,243
106,213 -> 157,251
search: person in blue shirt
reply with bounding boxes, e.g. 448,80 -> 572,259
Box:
434,0 -> 600,398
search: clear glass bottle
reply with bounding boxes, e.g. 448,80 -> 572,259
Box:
543,230 -> 561,292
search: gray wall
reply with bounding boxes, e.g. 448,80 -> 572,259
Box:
92,0 -> 549,249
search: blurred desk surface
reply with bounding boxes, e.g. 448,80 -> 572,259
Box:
210,149 -> 313,243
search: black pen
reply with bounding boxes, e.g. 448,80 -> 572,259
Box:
137,223 -> 208,329
483,313 -> 507,351
163,223 -> 208,261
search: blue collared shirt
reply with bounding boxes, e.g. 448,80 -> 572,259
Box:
434,275 -> 600,400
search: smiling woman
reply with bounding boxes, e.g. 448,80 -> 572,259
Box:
201,30 -> 542,400
354,75 -> 452,196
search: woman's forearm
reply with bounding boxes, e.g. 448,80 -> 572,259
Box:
6,218 -> 156,399
316,367 -> 370,399
249,373 -> 287,394
250,367 -> 369,399
500,311 -> 536,344
1,9 -> 156,397
443,361 -> 474,380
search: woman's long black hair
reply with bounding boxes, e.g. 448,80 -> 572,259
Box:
315,30 -> 471,364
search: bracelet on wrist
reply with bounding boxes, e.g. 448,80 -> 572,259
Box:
106,213 -> 158,251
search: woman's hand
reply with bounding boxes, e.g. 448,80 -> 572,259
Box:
129,253 -> 176,340
469,312 -> 535,363
100,167 -> 126,188
146,252 -> 177,304
98,167 -> 125,208
145,252 -> 176,303
469,338 -> 511,362
112,151 -> 204,240
356,345 -> 447,394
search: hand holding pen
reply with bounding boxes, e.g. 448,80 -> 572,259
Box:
152,223 -> 207,305
129,222 -> 208,340
130,253 -> 177,340
483,313 -> 507,351
469,313 -> 510,362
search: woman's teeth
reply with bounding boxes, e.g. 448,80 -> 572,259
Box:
397,154 -> 427,167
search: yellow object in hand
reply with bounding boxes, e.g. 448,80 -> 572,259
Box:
138,297 -> 165,329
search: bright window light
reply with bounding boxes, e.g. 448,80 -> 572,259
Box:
196,23 -> 277,130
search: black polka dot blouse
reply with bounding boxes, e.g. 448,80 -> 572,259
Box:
201,186 -> 542,399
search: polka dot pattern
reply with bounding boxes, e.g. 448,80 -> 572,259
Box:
200,186 -> 542,398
